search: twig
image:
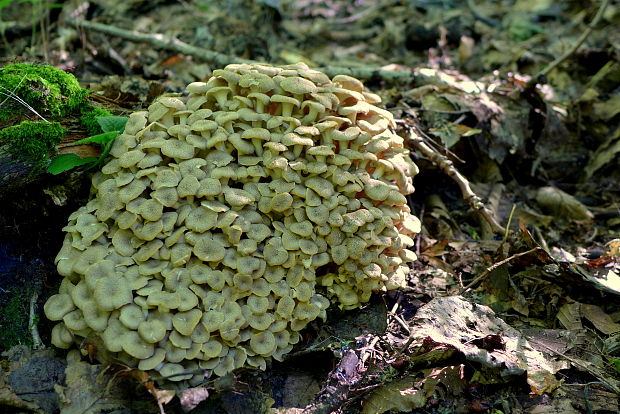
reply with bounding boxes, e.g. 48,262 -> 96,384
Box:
65,17 -> 252,68
389,313 -> 411,334
28,293 -> 44,350
533,0 -> 610,81
402,122 -> 505,235
64,17 -> 419,82
459,247 -> 542,293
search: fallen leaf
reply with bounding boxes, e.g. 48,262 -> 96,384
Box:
581,304 -> 620,335
55,360 -> 128,414
361,375 -> 437,414
536,186 -> 594,221
409,296 -> 568,394
557,302 -> 583,331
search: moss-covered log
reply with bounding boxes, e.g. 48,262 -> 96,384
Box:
0,63 -> 107,193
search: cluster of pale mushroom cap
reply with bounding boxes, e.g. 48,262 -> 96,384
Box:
44,62 -> 420,384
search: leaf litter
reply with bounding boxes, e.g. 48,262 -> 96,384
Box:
1,0 -> 620,412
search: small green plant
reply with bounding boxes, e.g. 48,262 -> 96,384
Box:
80,107 -> 113,135
47,115 -> 128,175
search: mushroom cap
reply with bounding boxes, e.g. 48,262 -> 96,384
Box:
51,323 -> 74,349
159,363 -> 192,381
44,293 -> 75,321
93,274 -> 132,311
122,330 -> 155,359
138,319 -> 167,343
249,331 -> 277,356
138,348 -> 166,371
172,309 -> 203,336
48,62 -> 419,382
279,76 -> 317,95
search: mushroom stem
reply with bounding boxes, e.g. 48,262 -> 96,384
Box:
252,139 -> 264,156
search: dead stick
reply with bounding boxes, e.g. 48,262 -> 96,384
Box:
459,247 -> 542,293
65,17 -> 251,68
534,0 -> 610,80
403,124 -> 506,235
64,18 -> 419,82
28,293 -> 44,350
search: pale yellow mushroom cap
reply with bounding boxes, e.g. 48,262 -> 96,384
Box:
172,309 -> 203,336
249,331 -> 277,356
93,274 -> 132,311
44,293 -> 75,321
47,62 -> 419,383
122,330 -> 155,359
51,323 -> 74,349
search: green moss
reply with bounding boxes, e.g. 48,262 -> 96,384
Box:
80,107 -> 113,135
0,63 -> 89,120
0,289 -> 32,350
0,120 -> 65,168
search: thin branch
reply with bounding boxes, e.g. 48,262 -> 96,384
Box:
64,17 -> 419,82
402,122 -> 506,235
65,17 -> 251,68
534,0 -> 610,80
28,293 -> 44,350
459,247 -> 542,293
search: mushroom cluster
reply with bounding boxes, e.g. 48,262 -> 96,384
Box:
44,62 -> 420,383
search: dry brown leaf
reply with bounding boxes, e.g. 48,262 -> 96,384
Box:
410,296 -> 568,394
55,360 -> 126,414
557,302 -> 583,331
581,304 -> 620,335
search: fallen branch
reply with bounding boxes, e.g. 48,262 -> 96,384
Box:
400,120 -> 506,235
533,0 -> 610,81
65,18 -> 251,68
64,17 -> 418,82
28,292 -> 44,350
459,247 -> 542,293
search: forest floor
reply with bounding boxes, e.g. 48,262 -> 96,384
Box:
0,0 -> 619,413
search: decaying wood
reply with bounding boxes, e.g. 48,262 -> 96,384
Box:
301,350 -> 363,414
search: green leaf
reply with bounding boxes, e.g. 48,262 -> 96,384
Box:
73,131 -> 119,146
47,154 -> 97,175
97,116 -> 128,133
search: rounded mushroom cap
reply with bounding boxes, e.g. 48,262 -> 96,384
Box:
158,363 -> 192,381
48,62 -> 419,383
122,330 -> 155,359
249,331 -> 277,356
93,274 -> 132,311
44,293 -> 75,321
172,309 -> 203,336
280,76 -> 317,95
51,323 -> 74,349
138,319 -> 167,343
202,339 -> 223,358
